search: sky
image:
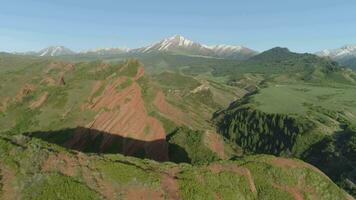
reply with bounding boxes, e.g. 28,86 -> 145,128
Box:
1,0 -> 356,53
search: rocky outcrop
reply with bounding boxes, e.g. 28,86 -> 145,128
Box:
67,66 -> 168,161
30,92 -> 48,109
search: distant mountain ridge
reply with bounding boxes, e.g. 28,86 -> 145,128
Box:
316,45 -> 356,70
13,35 -> 258,60
316,45 -> 356,59
38,46 -> 75,56
79,47 -> 130,55
133,35 -> 257,59
249,47 -> 303,62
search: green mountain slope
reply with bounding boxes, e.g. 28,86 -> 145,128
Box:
215,83 -> 356,196
0,54 -> 242,163
338,57 -> 356,70
212,47 -> 356,86
0,133 -> 352,200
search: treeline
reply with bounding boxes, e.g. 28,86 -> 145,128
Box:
216,107 -> 310,155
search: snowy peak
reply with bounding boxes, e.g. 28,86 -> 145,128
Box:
316,45 -> 356,59
205,44 -> 243,56
80,47 -> 129,55
141,35 -> 202,53
206,44 -> 243,51
13,35 -> 257,60
134,35 -> 257,60
163,35 -> 195,48
205,44 -> 257,59
38,46 -> 75,57
36,46 -> 129,57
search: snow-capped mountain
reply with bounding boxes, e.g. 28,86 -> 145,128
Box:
206,44 -> 243,54
132,35 -> 257,59
205,44 -> 257,60
12,35 -> 257,60
316,45 -> 356,70
38,46 -> 75,57
80,48 -> 129,55
142,35 -> 196,52
316,45 -> 356,60
132,35 -> 213,56
315,45 -> 356,70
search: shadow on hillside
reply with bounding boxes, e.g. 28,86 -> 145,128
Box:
26,127 -> 189,162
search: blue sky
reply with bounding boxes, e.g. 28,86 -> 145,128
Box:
1,0 -> 356,53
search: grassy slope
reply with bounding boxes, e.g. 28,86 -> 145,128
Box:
213,48 -> 356,196
0,133 -> 351,200
0,54 -> 243,164
215,82 -> 356,196
252,84 -> 356,127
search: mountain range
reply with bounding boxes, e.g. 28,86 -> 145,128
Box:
14,35 -> 258,60
11,36 -> 356,70
316,45 -> 356,69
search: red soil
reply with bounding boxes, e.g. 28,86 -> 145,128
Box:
269,157 -> 349,200
41,153 -> 78,177
0,97 -> 10,112
76,153 -> 117,200
82,81 -> 102,109
161,167 -> 180,200
15,84 -> 36,102
214,193 -> 223,200
1,164 -> 17,200
125,186 -> 164,200
133,66 -> 145,81
204,131 -> 226,159
42,152 -> 117,199
270,157 -> 331,180
40,76 -> 57,86
89,62 -> 110,74
89,81 -> 102,97
73,70 -> 169,161
30,92 -> 48,109
153,91 -> 185,125
208,163 -> 257,193
58,73 -> 66,85
273,184 -> 304,200
46,61 -> 74,73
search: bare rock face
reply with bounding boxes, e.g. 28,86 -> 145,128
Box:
30,92 -> 48,109
40,76 -> 57,86
46,61 -> 74,74
58,74 -> 65,86
66,65 -> 169,161
0,97 -> 10,112
15,84 -> 36,102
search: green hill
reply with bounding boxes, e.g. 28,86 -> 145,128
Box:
212,47 -> 356,86
0,54 -> 241,163
338,57 -> 356,70
0,133 -> 351,200
215,83 -> 356,196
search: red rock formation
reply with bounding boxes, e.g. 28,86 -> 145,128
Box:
58,74 -> 65,85
15,84 -> 36,102
30,92 -> 48,109
68,68 -> 168,161
153,91 -> 185,125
